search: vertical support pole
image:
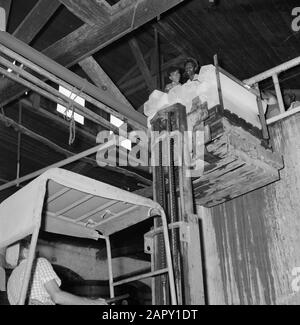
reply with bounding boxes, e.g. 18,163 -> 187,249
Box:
178,107 -> 206,305
18,226 -> 40,305
272,74 -> 285,113
16,102 -> 22,186
255,83 -> 269,139
154,26 -> 161,90
159,209 -> 177,305
105,236 -> 114,299
214,54 -> 224,111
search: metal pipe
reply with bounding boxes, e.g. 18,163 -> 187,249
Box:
16,102 -> 22,185
106,294 -> 130,304
214,55 -> 224,110
112,268 -> 168,287
267,105 -> 300,125
244,55 -> 300,85
272,74 -> 285,114
105,237 -> 114,299
0,61 -> 118,133
159,208 -> 177,305
0,140 -> 115,192
254,84 -> 269,139
0,45 -> 144,131
0,31 -> 147,128
18,225 -> 40,305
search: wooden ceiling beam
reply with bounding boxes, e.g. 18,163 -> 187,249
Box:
128,38 -> 156,93
58,0 -> 111,26
79,56 -> 134,110
0,0 -> 186,116
13,0 -> 61,44
43,0 -> 186,69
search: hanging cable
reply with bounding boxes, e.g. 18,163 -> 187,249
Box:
63,79 -> 87,145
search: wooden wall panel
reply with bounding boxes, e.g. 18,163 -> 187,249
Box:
200,112 -> 300,305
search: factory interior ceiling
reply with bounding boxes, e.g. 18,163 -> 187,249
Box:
0,0 -> 299,197
1,0 -> 300,306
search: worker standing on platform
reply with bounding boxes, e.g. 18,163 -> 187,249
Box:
164,66 -> 182,93
7,237 -> 108,305
183,57 -> 199,83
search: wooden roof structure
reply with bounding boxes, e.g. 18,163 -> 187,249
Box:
0,0 -> 299,201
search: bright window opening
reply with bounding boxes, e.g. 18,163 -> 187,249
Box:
110,115 -> 132,151
57,86 -> 85,125
7,60 -> 16,73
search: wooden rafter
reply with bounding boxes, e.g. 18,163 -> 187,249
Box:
0,0 -> 186,106
58,0 -> 111,26
128,38 -> 155,93
79,56 -> 134,110
13,0 -> 61,44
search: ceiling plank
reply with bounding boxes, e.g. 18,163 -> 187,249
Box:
79,56 -> 134,110
128,38 -> 156,92
0,0 -> 12,31
0,0 -> 186,120
13,0 -> 61,44
155,18 -> 198,58
58,0 -> 111,26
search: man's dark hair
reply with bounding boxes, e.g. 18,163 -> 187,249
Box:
167,66 -> 181,76
184,57 -> 199,72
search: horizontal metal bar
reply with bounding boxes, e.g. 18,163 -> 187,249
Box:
244,55 -> 300,85
0,140 -> 115,192
0,32 -> 147,128
112,268 -> 169,287
75,200 -> 118,222
0,60 -> 118,133
53,194 -> 93,216
267,105 -> 300,125
144,221 -> 184,238
47,187 -> 71,203
106,294 -> 130,304
0,44 -> 144,131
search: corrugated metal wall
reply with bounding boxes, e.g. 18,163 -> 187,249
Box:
200,113 -> 300,305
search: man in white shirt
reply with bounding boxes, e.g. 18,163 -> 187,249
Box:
7,237 -> 107,305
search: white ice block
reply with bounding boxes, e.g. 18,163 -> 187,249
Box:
144,64 -> 264,129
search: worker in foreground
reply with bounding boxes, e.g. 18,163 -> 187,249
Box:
7,237 -> 107,305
